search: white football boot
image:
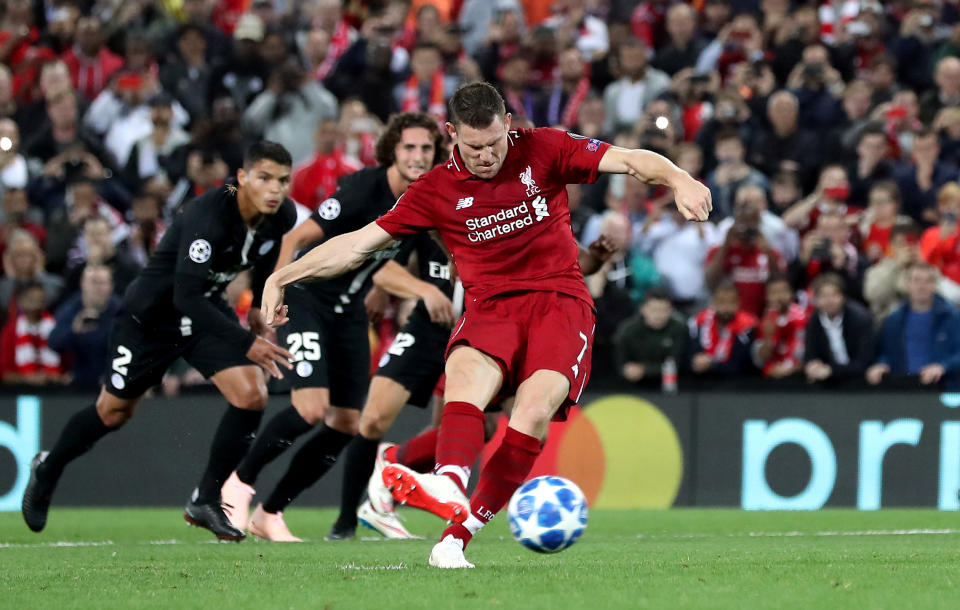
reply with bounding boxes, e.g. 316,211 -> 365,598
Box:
357,498 -> 420,539
428,535 -> 475,569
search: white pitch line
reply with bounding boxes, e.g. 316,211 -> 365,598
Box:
0,540 -> 114,549
636,529 -> 960,540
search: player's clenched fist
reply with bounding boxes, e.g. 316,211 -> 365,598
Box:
246,336 -> 294,379
673,175 -> 712,222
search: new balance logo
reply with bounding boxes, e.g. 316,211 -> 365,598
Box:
520,165 -> 540,197
456,196 -> 474,210
532,195 -> 549,222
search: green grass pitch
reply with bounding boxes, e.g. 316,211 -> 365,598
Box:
2,508 -> 960,609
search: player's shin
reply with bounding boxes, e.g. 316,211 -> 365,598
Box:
41,404 -> 117,479
433,402 -> 486,493
261,424 -> 353,514
334,434 -> 380,528
442,426 -> 542,548
235,406 -> 313,485
195,405 -> 264,504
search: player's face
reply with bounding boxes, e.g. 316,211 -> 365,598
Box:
393,127 -> 435,183
238,159 -> 291,214
448,114 -> 512,180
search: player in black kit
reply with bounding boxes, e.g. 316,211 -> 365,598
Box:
219,113 -> 446,541
21,142 -> 298,540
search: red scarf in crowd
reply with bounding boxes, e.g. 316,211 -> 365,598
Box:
402,69 -> 446,122
547,77 -> 591,128
313,19 -> 354,81
693,309 -> 757,363
0,312 -> 61,376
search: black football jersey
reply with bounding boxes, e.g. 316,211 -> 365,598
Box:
123,183 -> 297,346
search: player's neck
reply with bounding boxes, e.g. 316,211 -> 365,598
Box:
236,188 -> 265,228
386,165 -> 411,199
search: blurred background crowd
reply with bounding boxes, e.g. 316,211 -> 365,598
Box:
3,0 -> 960,394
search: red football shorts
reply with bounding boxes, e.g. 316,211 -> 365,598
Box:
445,291 -> 596,420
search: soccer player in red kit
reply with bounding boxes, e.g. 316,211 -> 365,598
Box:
260,83 -> 711,568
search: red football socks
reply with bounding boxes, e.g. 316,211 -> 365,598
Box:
392,427 -> 438,473
433,401 -> 486,493
443,426 -> 542,548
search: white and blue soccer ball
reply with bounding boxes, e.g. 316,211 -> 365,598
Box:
507,475 -> 588,553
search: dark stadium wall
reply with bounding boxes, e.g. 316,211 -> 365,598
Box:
3,391 -> 960,510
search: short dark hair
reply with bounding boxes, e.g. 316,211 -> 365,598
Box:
643,286 -> 672,304
870,179 -> 901,204
812,272 -> 846,296
858,123 -> 887,144
243,141 -> 292,169
715,127 -> 742,145
375,112 -> 445,167
890,218 -> 920,241
713,279 -> 739,297
448,82 -> 506,128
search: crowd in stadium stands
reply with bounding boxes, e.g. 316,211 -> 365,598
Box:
4,0 -> 960,392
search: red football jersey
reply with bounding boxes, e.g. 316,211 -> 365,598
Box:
706,244 -> 786,316
756,303 -> 808,376
376,128 -> 611,305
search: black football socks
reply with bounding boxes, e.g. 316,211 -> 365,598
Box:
333,434 -> 380,529
195,405 -> 264,504
235,406 -> 314,486
261,424 -> 353,514
40,404 -> 114,480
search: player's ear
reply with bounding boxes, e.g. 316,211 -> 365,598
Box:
504,112 -> 512,131
237,167 -> 247,187
444,121 -> 457,142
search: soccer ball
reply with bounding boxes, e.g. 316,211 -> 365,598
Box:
507,475 -> 588,553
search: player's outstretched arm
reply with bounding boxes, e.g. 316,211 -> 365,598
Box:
597,146 -> 712,221
262,221 -> 396,326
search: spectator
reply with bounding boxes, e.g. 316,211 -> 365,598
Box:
122,92 -> 190,189
893,128 -> 960,225
21,87 -> 101,168
694,89 -> 753,175
208,13 -> 270,111
705,195 -> 786,317
166,148 -> 230,211
748,90 -> 823,188
544,0 -> 609,62
795,209 -> 861,296
919,56 -> 960,124
651,3 -> 706,77
848,124 -> 895,206
459,0 -> 525,58
601,37 -> 669,136
921,181 -> 960,261
783,165 -> 860,233
160,23 -> 214,122
536,46 -> 595,129
48,264 -> 121,389
0,187 -> 45,259
0,230 -> 63,324
64,215 -> 139,297
717,184 -> 799,262
867,53 -> 899,106
706,128 -> 768,220
695,12 -> 765,79
498,54 -> 537,124
689,280 -> 758,377
614,287 -> 687,386
803,273 -> 874,385
753,273 -> 807,379
936,106 -> 960,168
0,281 -> 64,385
866,263 -> 960,390
61,16 -> 124,102
393,43 -> 458,123
126,194 -> 166,268
0,63 -> 30,129
637,196 -> 718,310
769,169 -> 802,216
860,180 -> 911,264
786,44 -> 845,130
890,5 -> 939,92
826,80 -> 877,165
43,177 -> 128,273
0,117 -> 27,196
289,119 -> 362,211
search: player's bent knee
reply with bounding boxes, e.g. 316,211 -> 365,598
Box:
232,387 -> 269,411
95,396 -> 137,428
